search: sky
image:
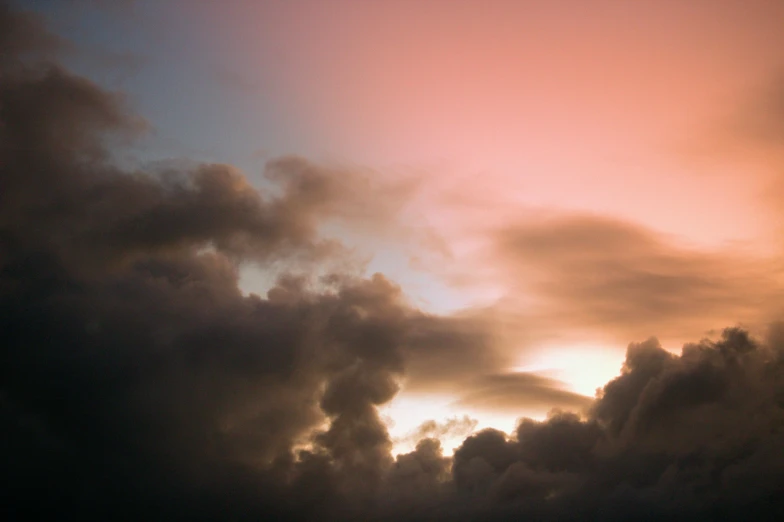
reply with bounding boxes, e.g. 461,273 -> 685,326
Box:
2,1 -> 784,520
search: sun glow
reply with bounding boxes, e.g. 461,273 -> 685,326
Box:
380,393 -> 540,457
513,344 -> 625,397
379,345 -> 625,457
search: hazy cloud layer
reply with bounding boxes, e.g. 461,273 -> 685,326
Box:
736,73 -> 784,227
732,71 -> 784,148
496,214 -> 783,342
2,4 -> 784,521
453,372 -> 593,414
683,69 -> 784,231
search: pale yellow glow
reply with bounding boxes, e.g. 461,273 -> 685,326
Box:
379,345 -> 626,457
512,344 -> 625,397
380,393 -> 540,457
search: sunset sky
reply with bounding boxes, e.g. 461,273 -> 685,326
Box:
3,1 -> 784,520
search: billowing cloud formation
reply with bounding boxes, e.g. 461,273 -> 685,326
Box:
447,329 -> 784,521
2,4 -> 784,521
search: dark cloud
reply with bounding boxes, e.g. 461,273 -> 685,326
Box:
496,214 -> 783,342
0,3 -> 63,60
398,311 -> 583,416
2,3 -> 784,521
0,5 -> 419,518
402,311 -> 509,391
438,328 -> 784,521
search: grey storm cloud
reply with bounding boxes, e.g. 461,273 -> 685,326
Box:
2,3 -> 784,521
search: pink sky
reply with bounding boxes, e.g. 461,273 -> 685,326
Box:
190,0 -> 784,449
187,0 -> 784,247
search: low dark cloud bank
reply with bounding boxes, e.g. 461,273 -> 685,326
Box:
1,4 -> 784,521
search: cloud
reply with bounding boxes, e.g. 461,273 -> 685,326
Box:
398,311 -> 591,415
727,70 -> 784,151
0,5 -> 424,518
0,4 -> 63,60
678,70 -> 784,230
682,69 -> 784,160
401,311 -> 509,391
0,5 -> 517,518
436,328 -> 784,521
453,372 -> 593,414
495,214 -> 783,342
735,73 -> 784,221
395,415 -> 479,450
2,3 -> 784,520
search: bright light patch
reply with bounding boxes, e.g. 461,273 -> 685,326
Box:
380,392 -> 542,457
513,344 -> 625,397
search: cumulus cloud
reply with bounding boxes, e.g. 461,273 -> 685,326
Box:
0,5 -> 438,518
439,328 -> 784,521
2,3 -> 784,521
